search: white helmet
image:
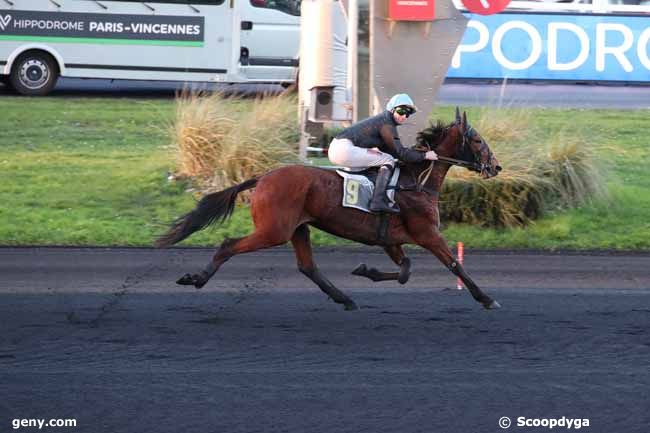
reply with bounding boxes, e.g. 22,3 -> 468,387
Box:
386,94 -> 418,112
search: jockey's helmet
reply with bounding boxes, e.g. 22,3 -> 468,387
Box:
386,94 -> 418,113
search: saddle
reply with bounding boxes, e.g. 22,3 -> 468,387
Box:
335,166 -> 400,213
335,163 -> 440,212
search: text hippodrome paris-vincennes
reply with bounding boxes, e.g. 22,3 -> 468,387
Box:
10,19 -> 200,35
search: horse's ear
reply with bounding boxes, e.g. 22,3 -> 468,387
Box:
455,106 -> 461,123
462,111 -> 468,132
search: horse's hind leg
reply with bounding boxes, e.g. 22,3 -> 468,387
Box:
291,224 -> 358,311
351,245 -> 411,284
177,230 -> 291,289
414,233 -> 500,310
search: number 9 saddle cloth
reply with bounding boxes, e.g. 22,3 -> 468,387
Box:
336,167 -> 401,213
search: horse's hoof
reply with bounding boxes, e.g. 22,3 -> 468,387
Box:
351,264 -> 367,277
344,301 -> 359,311
398,258 -> 411,284
483,300 -> 501,310
177,273 -> 206,288
397,270 -> 410,285
176,274 -> 194,285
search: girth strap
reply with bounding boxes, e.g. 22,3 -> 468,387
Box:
398,184 -> 439,198
376,213 -> 390,244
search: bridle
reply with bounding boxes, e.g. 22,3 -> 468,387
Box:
444,125 -> 492,173
416,123 -> 493,189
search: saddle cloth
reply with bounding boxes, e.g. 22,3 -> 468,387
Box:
336,166 -> 401,213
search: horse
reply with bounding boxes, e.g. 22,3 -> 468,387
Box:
155,107 -> 502,311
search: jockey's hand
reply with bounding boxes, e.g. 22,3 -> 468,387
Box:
424,150 -> 438,161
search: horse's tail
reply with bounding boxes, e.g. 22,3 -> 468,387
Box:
154,178 -> 258,248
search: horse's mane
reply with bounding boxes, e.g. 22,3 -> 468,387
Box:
414,121 -> 452,151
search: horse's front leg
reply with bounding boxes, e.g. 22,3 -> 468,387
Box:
413,230 -> 500,310
351,245 -> 411,284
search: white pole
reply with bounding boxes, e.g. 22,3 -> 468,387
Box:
457,242 -> 464,290
346,0 -> 358,123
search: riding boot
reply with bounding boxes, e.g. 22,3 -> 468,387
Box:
369,165 -> 400,214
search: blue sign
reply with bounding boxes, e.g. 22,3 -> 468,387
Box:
447,13 -> 650,82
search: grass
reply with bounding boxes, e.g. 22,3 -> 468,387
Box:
171,91 -> 300,197
0,96 -> 648,249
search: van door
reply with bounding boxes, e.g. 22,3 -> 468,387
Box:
239,0 -> 300,82
200,0 -> 234,79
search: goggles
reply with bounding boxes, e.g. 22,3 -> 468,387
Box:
394,106 -> 414,117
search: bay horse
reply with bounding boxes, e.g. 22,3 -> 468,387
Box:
155,108 -> 502,311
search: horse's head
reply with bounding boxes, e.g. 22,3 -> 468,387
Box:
450,107 -> 502,179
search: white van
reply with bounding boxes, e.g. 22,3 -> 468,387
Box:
0,0 -> 301,95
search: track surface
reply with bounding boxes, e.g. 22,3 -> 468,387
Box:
1,247 -> 649,433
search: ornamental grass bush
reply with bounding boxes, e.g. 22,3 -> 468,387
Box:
440,110 -> 607,227
170,90 -> 300,200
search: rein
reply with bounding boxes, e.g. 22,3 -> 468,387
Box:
416,160 -> 435,188
415,156 -> 481,192
437,155 -> 483,171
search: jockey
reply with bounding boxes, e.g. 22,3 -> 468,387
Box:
328,93 -> 438,214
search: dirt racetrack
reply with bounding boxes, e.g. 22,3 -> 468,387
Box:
1,247 -> 649,433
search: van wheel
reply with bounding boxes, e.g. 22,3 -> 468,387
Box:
10,52 -> 59,96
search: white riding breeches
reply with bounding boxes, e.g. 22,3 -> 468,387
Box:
328,138 -> 396,170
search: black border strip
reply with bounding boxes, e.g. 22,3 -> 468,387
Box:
248,57 -> 299,67
0,61 -> 6,66
65,64 -> 226,74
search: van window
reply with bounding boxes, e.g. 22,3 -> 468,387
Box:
250,0 -> 301,16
